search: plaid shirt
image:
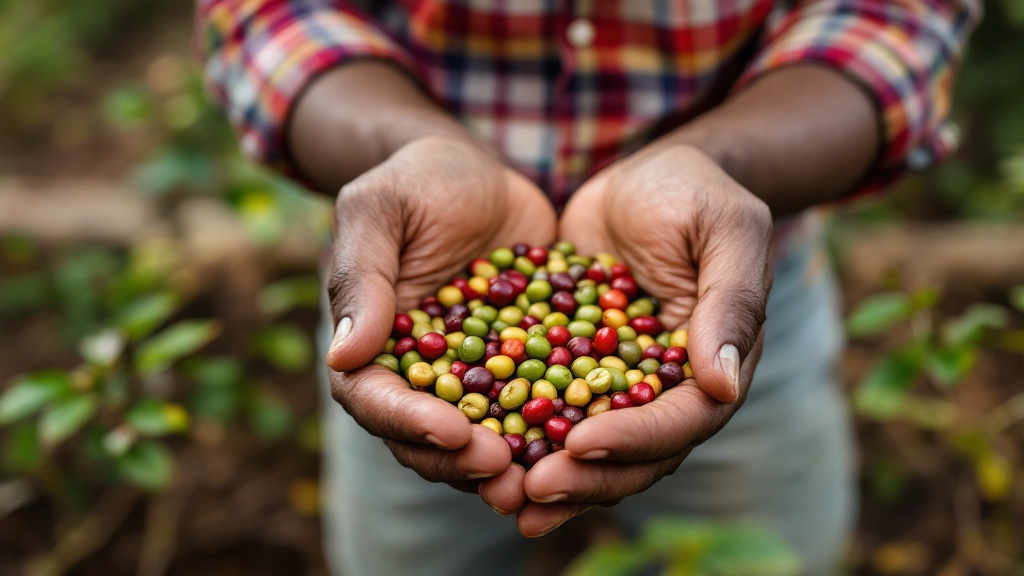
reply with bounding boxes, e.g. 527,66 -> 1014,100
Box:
199,0 -> 979,204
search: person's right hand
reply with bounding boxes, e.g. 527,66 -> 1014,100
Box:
324,136 -> 557,496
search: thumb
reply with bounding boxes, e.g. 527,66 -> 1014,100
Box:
325,188 -> 404,373
686,205 -> 772,404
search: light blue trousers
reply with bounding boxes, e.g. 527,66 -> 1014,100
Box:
317,215 -> 855,576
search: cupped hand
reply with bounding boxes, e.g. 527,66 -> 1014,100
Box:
500,143 -> 774,536
324,137 -> 557,495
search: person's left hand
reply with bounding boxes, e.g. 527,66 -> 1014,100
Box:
481,143 -> 774,536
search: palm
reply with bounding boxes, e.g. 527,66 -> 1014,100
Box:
364,139 -> 557,312
560,151 -> 701,330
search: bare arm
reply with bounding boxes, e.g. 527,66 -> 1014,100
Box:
285,60 -> 491,191
664,64 -> 880,217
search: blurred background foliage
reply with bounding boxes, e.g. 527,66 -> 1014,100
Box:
0,0 -> 1022,575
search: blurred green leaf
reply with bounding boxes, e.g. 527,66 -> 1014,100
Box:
925,345 -> 976,388
1009,286 -> 1024,314
847,293 -> 912,337
0,371 -> 70,424
864,459 -> 910,503
254,324 -> 312,373
2,422 -> 43,472
182,356 -> 244,388
117,292 -> 180,340
564,543 -> 649,576
103,83 -> 153,127
190,384 -> 239,423
126,399 -> 189,436
248,391 -> 292,438
183,357 -> 245,422
0,272 -> 50,315
117,440 -> 174,491
996,329 -> 1024,354
132,147 -> 217,196
0,234 -> 37,264
237,190 -> 285,244
942,303 -> 1009,348
853,350 -> 921,420
40,394 -> 98,444
901,397 -> 956,430
135,320 -> 220,377
696,525 -> 802,576
258,276 -> 322,317
909,287 -> 941,310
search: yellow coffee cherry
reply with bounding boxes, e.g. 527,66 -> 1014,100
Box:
437,285 -> 464,308
408,309 -> 431,325
435,373 -> 463,402
485,355 -> 516,380
500,326 -> 529,343
602,309 -> 629,329
406,362 -> 436,388
468,276 -> 490,296
599,355 -> 628,372
643,373 -> 663,396
531,379 -> 558,400
564,378 -> 593,407
625,369 -> 645,386
480,418 -> 503,435
446,332 -> 466,350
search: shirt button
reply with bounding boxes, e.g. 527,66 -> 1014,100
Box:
567,18 -> 595,48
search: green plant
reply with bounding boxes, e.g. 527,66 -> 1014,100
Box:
0,234 -> 322,573
565,517 -> 801,576
846,285 -> 1024,571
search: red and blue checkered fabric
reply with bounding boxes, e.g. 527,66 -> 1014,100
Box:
198,0 -> 980,201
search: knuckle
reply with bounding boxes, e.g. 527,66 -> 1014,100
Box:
327,260 -> 359,315
328,372 -> 348,405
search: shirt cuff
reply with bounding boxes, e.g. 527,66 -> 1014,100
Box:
737,1 -> 978,195
202,2 -> 420,170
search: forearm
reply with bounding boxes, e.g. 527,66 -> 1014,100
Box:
664,64 -> 879,217
286,60 -> 489,193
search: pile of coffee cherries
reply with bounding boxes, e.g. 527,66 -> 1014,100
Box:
372,242 -> 691,467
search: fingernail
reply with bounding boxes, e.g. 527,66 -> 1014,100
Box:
578,449 -> 608,460
467,472 -> 496,480
425,433 -> 451,449
716,344 -> 741,401
328,317 -> 352,356
535,493 -> 568,503
491,505 -> 512,516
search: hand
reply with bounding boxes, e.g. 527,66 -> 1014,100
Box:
497,143 -> 774,536
324,137 -> 557,495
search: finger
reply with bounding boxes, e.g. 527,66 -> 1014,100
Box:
557,182 -> 615,256
330,365 -> 473,449
688,195 -> 773,403
523,450 -> 686,505
562,384 -> 732,462
478,463 -> 527,515
326,182 -> 405,372
516,501 -> 594,538
384,425 -> 511,484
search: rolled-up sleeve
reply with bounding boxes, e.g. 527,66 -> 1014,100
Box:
738,0 -> 982,193
197,0 -> 419,167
